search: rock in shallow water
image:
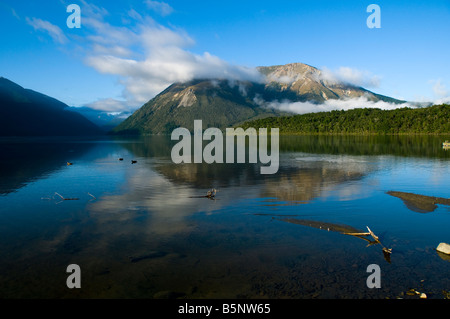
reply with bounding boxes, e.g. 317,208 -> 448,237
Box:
437,243 -> 450,255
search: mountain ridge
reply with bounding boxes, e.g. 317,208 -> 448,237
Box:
258,63 -> 402,103
112,78 -> 286,135
112,63 -> 406,135
0,77 -> 103,137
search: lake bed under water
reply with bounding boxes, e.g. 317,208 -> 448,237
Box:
0,135 -> 449,299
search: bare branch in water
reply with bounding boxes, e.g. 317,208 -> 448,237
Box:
53,192 -> 79,201
54,192 -> 64,200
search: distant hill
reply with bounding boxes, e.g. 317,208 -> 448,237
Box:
112,79 -> 285,135
0,77 -> 102,137
67,106 -> 130,132
112,63 -> 405,135
240,104 -> 450,135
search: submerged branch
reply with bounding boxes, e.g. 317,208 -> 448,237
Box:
278,218 -> 392,263
53,192 -> 79,201
344,226 -> 392,262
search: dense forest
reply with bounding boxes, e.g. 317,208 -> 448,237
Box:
240,104 -> 450,134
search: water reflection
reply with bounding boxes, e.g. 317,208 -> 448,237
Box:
0,135 -> 449,299
387,191 -> 450,213
121,135 -> 379,199
277,218 -> 392,263
84,151 -> 372,241
278,135 -> 450,159
0,138 -> 95,195
438,252 -> 450,263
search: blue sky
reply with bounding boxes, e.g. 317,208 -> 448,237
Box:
0,0 -> 449,112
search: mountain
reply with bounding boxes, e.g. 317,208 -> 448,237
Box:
0,77 -> 102,137
112,79 -> 285,135
258,63 -> 402,104
112,63 -> 406,135
68,106 -> 130,132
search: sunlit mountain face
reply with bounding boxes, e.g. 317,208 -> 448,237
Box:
113,63 -> 406,135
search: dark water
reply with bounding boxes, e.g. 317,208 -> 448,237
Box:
0,135 -> 449,299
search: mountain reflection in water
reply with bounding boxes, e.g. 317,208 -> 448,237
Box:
0,135 -> 449,299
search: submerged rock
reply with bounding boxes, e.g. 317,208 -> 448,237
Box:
387,191 -> 450,214
437,243 -> 450,255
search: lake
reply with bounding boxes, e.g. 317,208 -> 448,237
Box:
0,134 -> 449,299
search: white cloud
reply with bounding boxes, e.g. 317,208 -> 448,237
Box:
11,8 -> 20,20
91,44 -> 133,57
27,2 -> 414,114
26,17 -> 68,44
431,79 -> 448,98
320,66 -> 381,88
127,9 -> 143,22
85,98 -> 131,112
255,94 -> 412,115
419,79 -> 450,105
79,0 -> 109,20
79,3 -> 262,108
432,96 -> 450,105
145,0 -> 174,16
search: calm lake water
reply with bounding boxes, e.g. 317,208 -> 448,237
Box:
0,135 -> 449,299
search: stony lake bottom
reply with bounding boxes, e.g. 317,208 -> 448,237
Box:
0,134 -> 449,299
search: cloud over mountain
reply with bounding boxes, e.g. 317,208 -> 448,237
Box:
80,2 -> 262,110
431,79 -> 448,98
22,1 -> 415,116
320,67 -> 381,89
255,94 -> 411,115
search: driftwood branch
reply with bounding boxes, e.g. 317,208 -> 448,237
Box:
342,232 -> 371,237
53,192 -> 79,201
367,227 -> 380,242
344,227 -> 382,243
343,226 -> 392,262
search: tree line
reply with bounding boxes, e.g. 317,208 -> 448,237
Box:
240,104 -> 450,134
